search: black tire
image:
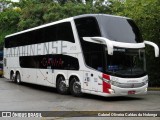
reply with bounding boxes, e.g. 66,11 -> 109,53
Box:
10,72 -> 16,83
15,72 -> 21,85
56,76 -> 69,94
70,77 -> 82,97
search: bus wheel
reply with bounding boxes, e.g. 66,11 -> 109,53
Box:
10,72 -> 16,83
15,73 -> 21,85
56,76 -> 68,94
70,77 -> 82,97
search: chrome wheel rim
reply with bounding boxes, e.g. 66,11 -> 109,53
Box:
17,74 -> 20,83
59,78 -> 67,92
73,81 -> 81,94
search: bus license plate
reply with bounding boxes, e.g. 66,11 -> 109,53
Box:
128,90 -> 135,94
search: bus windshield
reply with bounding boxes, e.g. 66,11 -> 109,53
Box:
74,15 -> 146,78
98,16 -> 143,43
106,48 -> 146,78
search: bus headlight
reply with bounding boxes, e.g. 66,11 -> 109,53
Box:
143,80 -> 148,85
111,81 -> 120,86
109,89 -> 115,94
103,79 -> 110,83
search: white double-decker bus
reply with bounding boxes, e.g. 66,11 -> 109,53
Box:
4,14 -> 159,97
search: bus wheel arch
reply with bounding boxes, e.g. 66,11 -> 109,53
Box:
10,70 -> 15,82
69,75 -> 82,97
56,74 -> 69,94
15,71 -> 21,84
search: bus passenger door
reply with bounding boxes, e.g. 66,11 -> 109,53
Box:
83,72 -> 92,92
36,56 -> 54,86
45,68 -> 54,86
37,68 -> 53,86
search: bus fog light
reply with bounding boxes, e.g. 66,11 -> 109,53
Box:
145,88 -> 147,92
109,89 -> 115,94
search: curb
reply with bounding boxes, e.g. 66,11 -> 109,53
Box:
148,87 -> 160,91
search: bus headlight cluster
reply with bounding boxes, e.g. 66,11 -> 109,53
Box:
102,78 -> 121,86
110,81 -> 121,86
103,79 -> 110,83
143,80 -> 148,85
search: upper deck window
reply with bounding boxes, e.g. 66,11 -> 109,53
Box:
5,22 -> 75,48
75,17 -> 101,38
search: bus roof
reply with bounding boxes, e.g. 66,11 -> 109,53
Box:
5,14 -> 129,38
73,14 -> 129,19
5,17 -> 74,38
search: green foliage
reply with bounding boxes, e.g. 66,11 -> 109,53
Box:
16,1 -> 111,30
18,2 -> 46,30
0,0 -> 159,86
0,9 -> 20,44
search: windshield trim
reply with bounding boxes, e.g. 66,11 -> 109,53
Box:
106,71 -> 147,78
105,48 -> 147,78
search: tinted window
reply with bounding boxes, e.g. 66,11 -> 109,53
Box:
20,56 -> 37,68
44,25 -> 57,42
20,55 -> 79,70
75,17 -> 105,72
3,58 -> 6,67
5,22 -> 75,48
98,16 -> 143,43
75,17 -> 101,37
106,48 -> 146,78
57,23 -> 75,42
84,51 -> 105,72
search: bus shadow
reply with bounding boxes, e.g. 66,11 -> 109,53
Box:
82,94 -> 144,102
8,81 -> 58,94
8,80 -> 145,102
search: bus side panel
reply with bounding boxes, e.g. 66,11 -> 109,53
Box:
21,68 -> 28,82
3,56 -> 19,79
3,66 -> 10,79
25,68 -> 37,84
37,69 -> 54,87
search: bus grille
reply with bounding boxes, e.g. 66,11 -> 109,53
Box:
114,82 -> 146,88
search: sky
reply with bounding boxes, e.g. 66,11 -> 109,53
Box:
11,0 -> 19,2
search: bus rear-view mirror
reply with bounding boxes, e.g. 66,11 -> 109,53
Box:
144,41 -> 159,57
83,37 -> 113,55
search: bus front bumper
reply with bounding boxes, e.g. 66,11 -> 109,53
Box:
109,84 -> 148,96
93,84 -> 148,97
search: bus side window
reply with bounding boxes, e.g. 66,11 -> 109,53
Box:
20,56 -> 37,68
4,58 -> 6,67
44,25 -> 57,43
57,22 -> 75,43
75,17 -> 105,72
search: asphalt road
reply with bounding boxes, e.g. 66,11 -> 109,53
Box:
0,77 -> 160,120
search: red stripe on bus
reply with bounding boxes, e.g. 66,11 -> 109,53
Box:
103,81 -> 111,93
102,73 -> 110,80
